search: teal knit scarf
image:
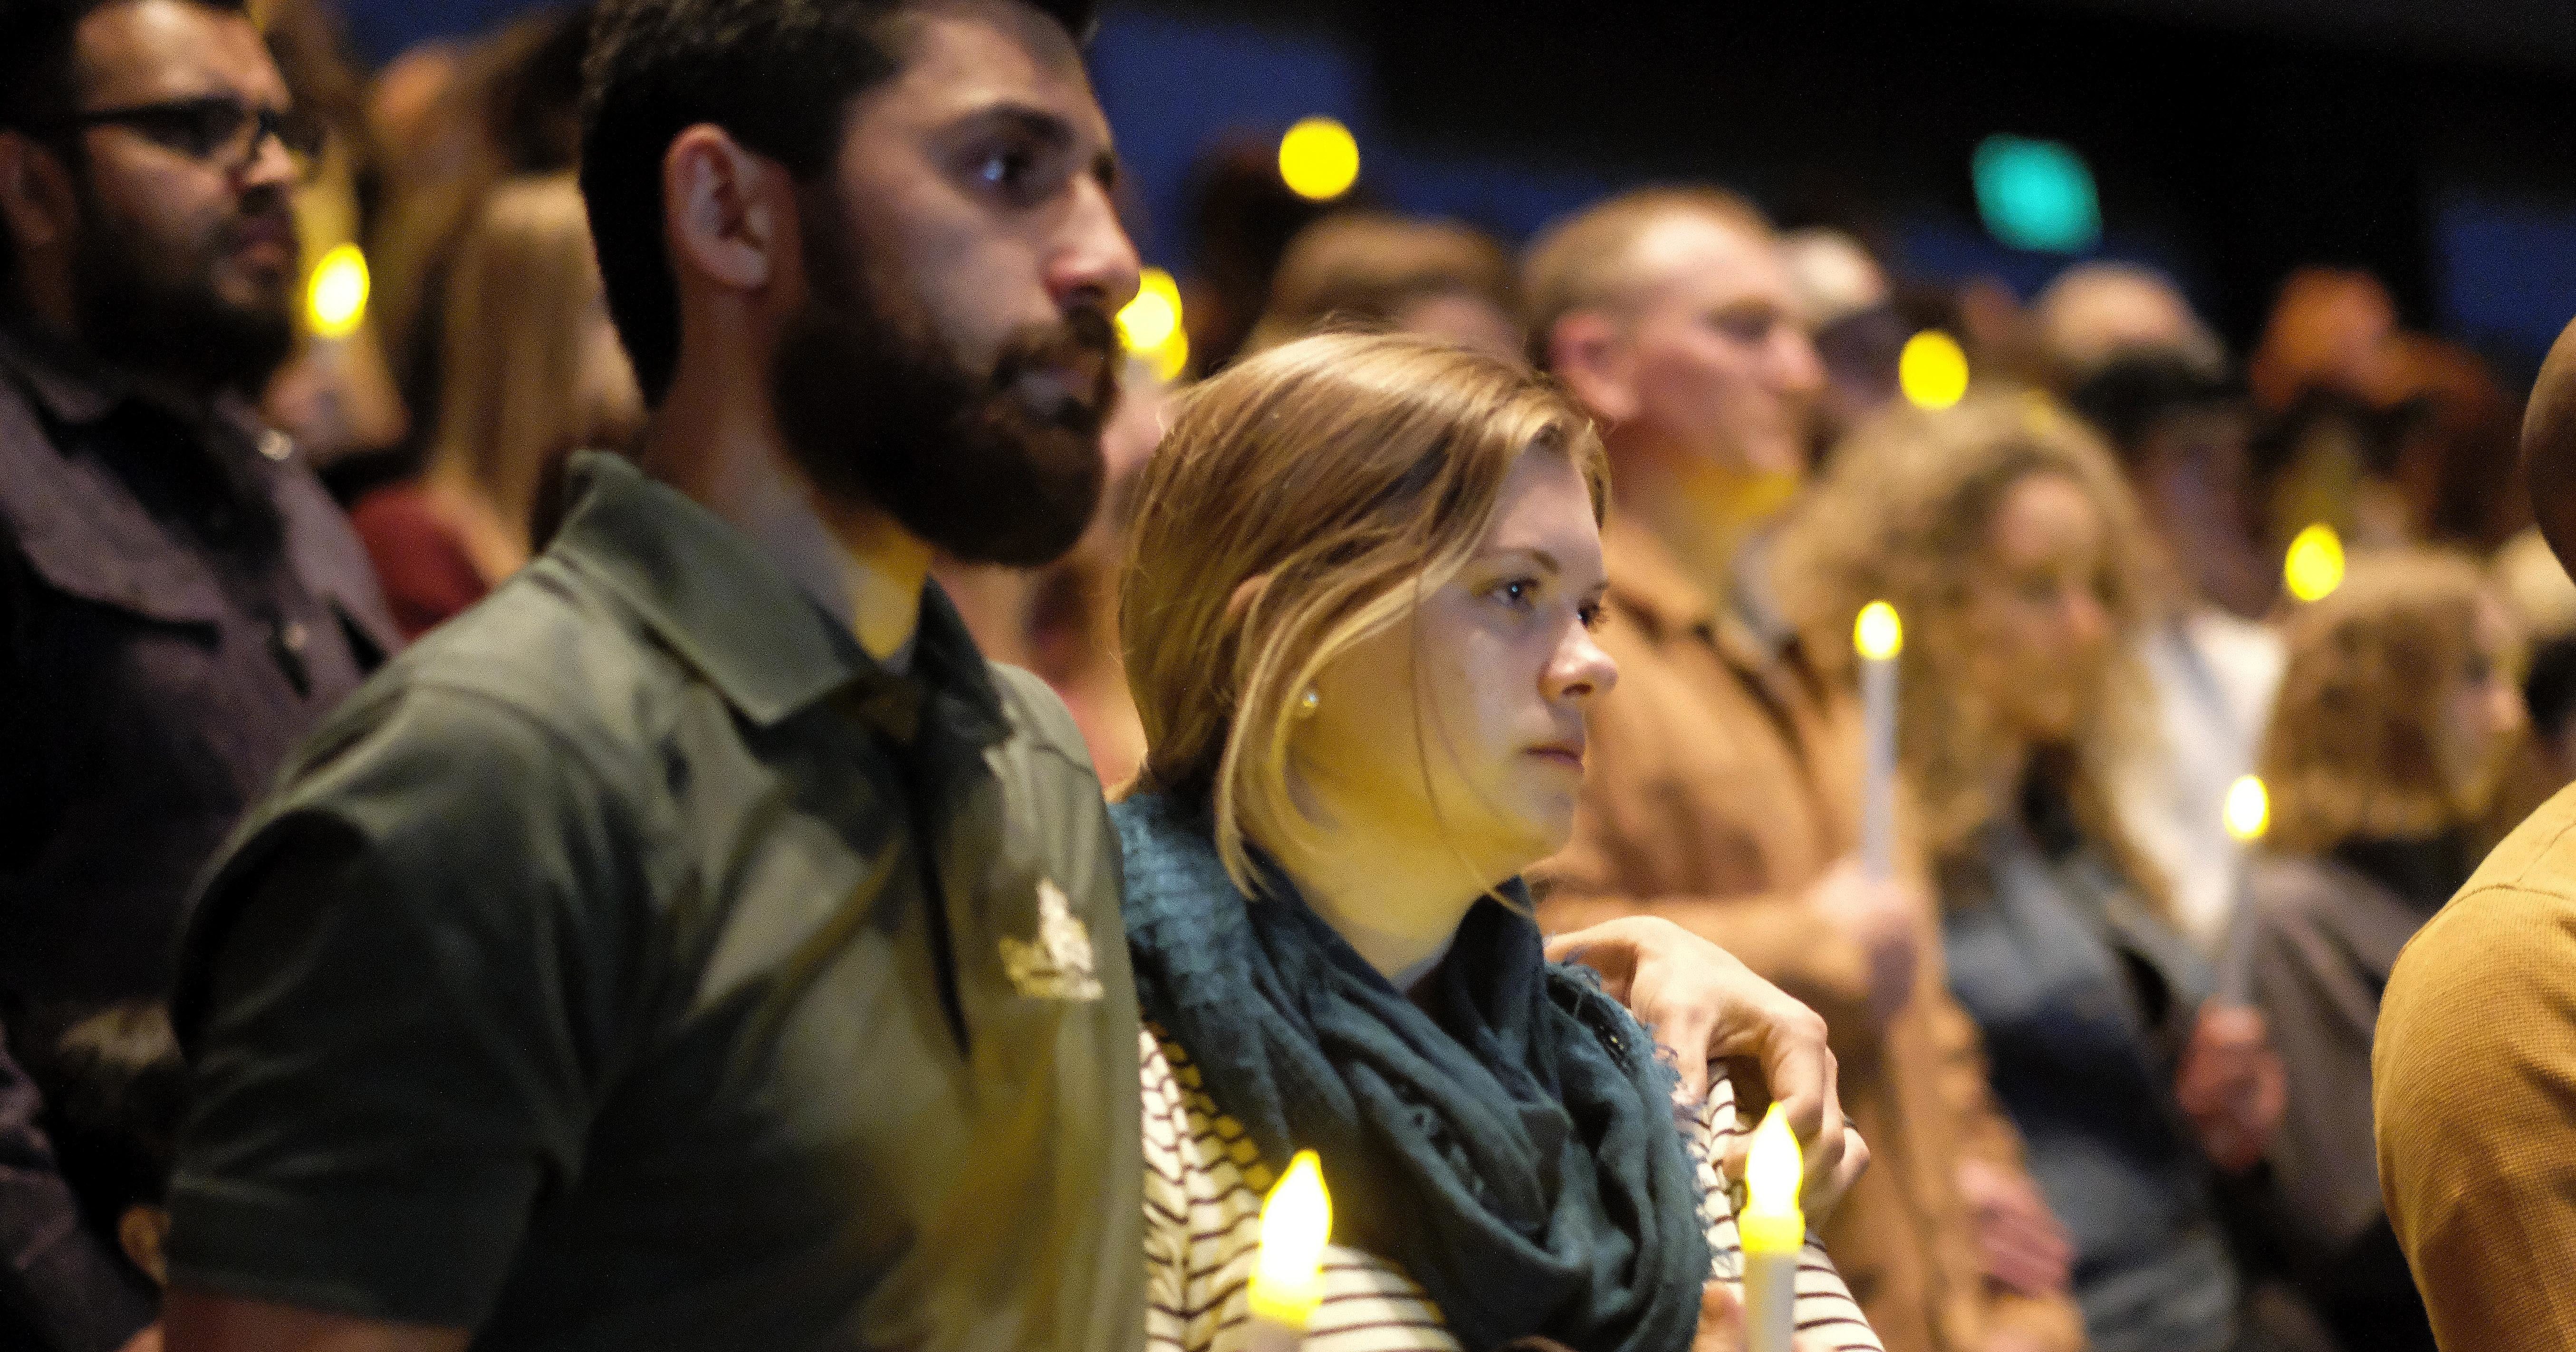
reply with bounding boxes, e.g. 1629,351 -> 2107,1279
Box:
1114,792 -> 1711,1352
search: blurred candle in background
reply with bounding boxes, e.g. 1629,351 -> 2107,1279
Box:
1855,601 -> 1904,882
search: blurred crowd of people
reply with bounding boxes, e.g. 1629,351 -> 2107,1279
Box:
3,0 -> 2572,1350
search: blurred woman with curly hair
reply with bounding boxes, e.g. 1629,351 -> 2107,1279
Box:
1771,393 -> 2286,1352
2242,551 -> 2523,1352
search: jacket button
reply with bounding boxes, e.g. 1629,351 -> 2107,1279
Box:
280,620 -> 309,653
259,430 -> 293,462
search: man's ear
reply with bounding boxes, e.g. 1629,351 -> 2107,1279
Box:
118,1204 -> 169,1286
662,124 -> 790,295
0,131 -> 79,259
1548,309 -> 1638,427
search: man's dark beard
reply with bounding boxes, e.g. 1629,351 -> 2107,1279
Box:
771,192 -> 1118,569
70,182 -> 295,396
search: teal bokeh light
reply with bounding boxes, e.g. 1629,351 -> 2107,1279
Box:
1973,134 -> 2102,254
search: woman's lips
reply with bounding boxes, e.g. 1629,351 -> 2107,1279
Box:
1528,743 -> 1586,772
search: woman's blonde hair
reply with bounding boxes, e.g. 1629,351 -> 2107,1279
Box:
1774,392 -> 2164,896
1118,331 -> 1608,895
2260,550 -> 2515,854
427,173 -> 634,545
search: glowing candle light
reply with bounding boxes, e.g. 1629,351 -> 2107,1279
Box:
306,243 -> 369,341
1116,267 -> 1189,382
2284,524 -> 2346,604
1740,1103 -> 1806,1352
1247,1151 -> 1333,1352
1278,117 -> 1360,201
1855,601 -> 1904,882
1898,331 -> 1969,410
2225,774 -> 2270,844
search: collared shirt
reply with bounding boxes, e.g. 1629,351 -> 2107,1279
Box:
0,326 -> 398,1007
2375,782 -> 2576,1352
168,452 -> 1144,1351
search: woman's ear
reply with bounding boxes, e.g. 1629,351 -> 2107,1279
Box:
1225,573 -> 1271,624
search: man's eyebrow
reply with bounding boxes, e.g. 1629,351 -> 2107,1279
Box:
968,102 -> 1076,151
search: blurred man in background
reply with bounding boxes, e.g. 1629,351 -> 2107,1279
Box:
0,0 -> 399,1346
1241,211 -> 1522,362
2067,354 -> 2283,958
1526,186 -> 2086,1352
1781,226 -> 1905,456
2032,261 -> 2225,389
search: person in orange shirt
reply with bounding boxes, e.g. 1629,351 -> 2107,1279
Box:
1524,188 -> 2084,1352
2374,314 -> 2576,1350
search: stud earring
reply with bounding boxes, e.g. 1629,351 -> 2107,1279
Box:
1296,688 -> 1320,718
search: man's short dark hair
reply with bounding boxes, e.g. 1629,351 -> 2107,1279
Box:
579,0 -> 1096,405
0,0 -> 251,307
2065,353 -> 2245,470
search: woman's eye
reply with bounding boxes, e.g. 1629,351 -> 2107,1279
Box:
1492,578 -> 1538,610
1577,601 -> 1606,632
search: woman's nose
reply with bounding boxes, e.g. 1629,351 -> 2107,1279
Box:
1546,623 -> 1618,704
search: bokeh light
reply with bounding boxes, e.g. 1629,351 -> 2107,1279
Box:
2284,524 -> 2346,603
306,244 -> 370,341
1855,601 -> 1904,661
1973,134 -> 2103,253
1278,117 -> 1360,201
1117,268 -> 1189,383
2225,774 -> 2271,843
1899,330 -> 1970,410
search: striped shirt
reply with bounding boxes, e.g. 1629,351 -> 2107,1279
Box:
1141,1028 -> 1884,1352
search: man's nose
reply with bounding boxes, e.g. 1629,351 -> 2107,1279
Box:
1048,175 -> 1140,316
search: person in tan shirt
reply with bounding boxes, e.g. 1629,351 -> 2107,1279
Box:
2375,314 -> 2576,1350
1525,188 -> 2086,1352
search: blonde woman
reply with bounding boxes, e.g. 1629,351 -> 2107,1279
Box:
2242,552 -> 2524,1352
352,173 -> 643,637
1771,394 -> 2284,1352
1114,333 -> 1880,1352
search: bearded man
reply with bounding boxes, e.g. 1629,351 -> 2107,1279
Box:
0,2 -> 398,1347
156,3 -> 1864,1351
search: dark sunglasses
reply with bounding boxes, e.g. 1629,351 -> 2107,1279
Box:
56,95 -> 324,175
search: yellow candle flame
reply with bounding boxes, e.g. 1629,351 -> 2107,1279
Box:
1738,1103 -> 1806,1254
1249,1150 -> 1333,1327
2284,524 -> 2346,604
1855,600 -> 1903,662
306,243 -> 369,340
2225,774 -> 2271,843
1278,116 -> 1360,201
1898,330 -> 1970,410
1115,268 -> 1188,382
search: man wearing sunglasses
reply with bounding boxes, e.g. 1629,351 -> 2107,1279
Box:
0,2 -> 396,1348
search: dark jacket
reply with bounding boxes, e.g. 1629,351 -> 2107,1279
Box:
2247,838 -> 2457,1352
1941,787 -> 2236,1352
0,327 -> 398,1007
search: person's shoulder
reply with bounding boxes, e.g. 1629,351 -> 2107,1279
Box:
260,557 -> 679,838
2396,786 -> 2576,978
2380,793 -> 2576,1067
